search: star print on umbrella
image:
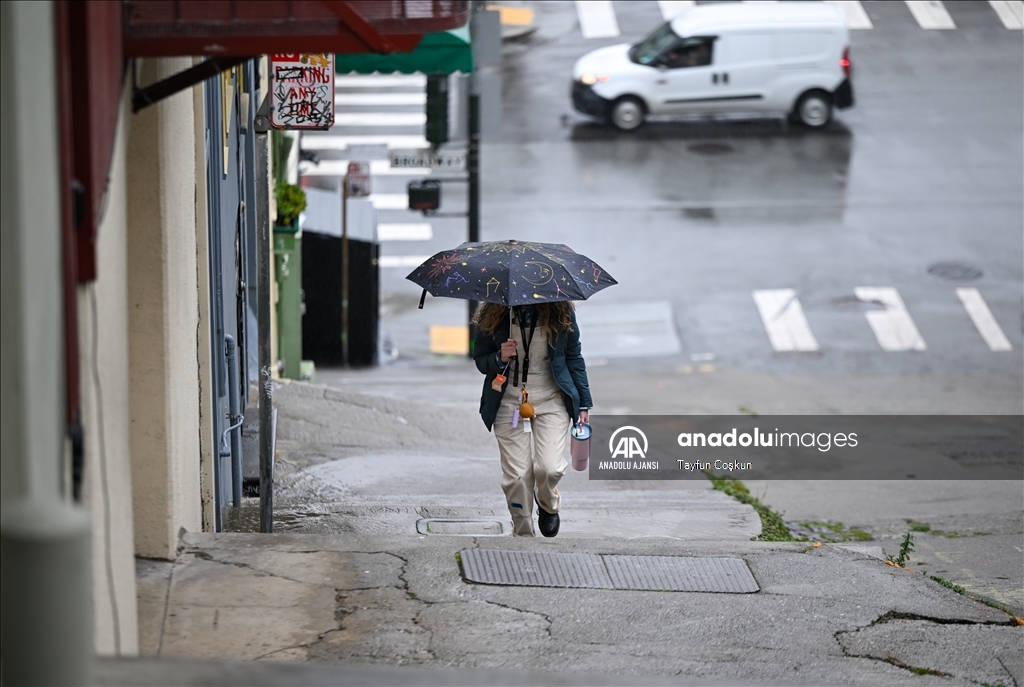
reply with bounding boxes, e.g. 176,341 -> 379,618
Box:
407,240 -> 617,307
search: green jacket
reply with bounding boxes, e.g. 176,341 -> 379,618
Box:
474,310 -> 593,431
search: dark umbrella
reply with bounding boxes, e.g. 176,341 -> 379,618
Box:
406,240 -> 617,308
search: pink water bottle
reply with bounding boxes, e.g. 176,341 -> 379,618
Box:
570,422 -> 591,471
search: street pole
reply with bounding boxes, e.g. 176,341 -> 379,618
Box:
341,175 -> 350,367
467,89 -> 481,356
253,94 -> 274,533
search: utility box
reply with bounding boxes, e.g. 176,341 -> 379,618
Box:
273,227 -> 303,379
408,179 -> 441,212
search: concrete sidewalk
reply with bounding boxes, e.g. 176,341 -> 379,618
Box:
104,378 -> 1023,686
123,531 -> 1020,686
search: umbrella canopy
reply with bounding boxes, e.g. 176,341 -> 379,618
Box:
406,240 -> 617,307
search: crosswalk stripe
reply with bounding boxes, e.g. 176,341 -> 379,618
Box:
826,1 -> 874,29
335,74 -> 426,88
904,0 -> 956,29
752,289 -> 820,352
332,112 -> 426,126
988,0 -> 1024,28
301,135 -> 429,150
378,223 -> 433,241
369,194 -> 412,210
301,160 -> 431,177
956,288 -> 1012,351
657,1 -> 695,21
855,287 -> 927,351
335,93 -> 426,106
575,0 -> 620,38
379,255 -> 430,269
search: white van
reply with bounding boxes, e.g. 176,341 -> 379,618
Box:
571,2 -> 853,130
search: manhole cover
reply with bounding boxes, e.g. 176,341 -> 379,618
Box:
926,261 -> 983,281
417,519 -> 507,536
459,549 -> 759,593
688,142 -> 733,155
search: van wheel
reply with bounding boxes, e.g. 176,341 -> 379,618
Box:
793,90 -> 832,128
609,97 -> 645,131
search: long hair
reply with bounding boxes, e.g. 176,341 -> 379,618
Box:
474,302 -> 575,337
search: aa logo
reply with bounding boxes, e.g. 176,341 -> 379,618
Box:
609,426 -> 648,459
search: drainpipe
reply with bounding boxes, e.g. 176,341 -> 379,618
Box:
224,335 -> 244,506
253,90 -> 274,533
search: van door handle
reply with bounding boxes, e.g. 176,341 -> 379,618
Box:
722,72 -> 729,84
656,79 -> 667,85
712,73 -> 718,84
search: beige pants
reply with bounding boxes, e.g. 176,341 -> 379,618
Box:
493,375 -> 570,537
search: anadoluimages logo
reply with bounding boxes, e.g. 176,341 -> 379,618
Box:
609,426 -> 648,459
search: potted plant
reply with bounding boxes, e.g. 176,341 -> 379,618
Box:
274,181 -> 307,232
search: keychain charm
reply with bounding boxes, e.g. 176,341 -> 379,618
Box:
491,373 -> 506,392
523,418 -> 532,433
511,406 -> 521,428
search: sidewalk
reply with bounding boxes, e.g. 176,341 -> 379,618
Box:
106,377 -> 1023,686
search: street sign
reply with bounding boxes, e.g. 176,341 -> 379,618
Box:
270,53 -> 335,130
389,149 -> 467,171
346,162 -> 371,197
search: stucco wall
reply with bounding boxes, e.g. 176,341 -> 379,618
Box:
78,78 -> 140,656
126,57 -> 204,560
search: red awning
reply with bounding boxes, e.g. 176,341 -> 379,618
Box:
123,0 -> 470,57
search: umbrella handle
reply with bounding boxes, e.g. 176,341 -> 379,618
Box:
418,289 -> 427,309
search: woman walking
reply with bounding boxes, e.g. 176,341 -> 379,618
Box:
474,302 -> 592,537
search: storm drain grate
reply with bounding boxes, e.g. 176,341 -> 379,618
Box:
603,555 -> 759,593
458,550 -> 759,593
460,550 -> 612,588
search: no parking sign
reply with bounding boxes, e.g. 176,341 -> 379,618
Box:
270,53 -> 335,130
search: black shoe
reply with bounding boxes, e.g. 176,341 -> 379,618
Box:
537,504 -> 560,538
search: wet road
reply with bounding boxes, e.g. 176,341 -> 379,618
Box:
361,0 -> 1022,392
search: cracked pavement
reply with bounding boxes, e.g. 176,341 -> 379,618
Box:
120,382 -> 1023,686
133,529 -> 1022,686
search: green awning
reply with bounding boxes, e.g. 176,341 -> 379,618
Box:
334,24 -> 473,75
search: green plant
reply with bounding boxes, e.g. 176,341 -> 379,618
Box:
930,575 -> 966,595
906,519 -> 931,532
886,531 -> 915,567
706,474 -> 795,542
275,181 -> 307,227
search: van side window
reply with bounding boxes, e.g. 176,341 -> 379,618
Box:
661,37 -> 715,69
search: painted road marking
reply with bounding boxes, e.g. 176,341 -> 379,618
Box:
905,0 -> 956,29
988,0 -> 1024,28
658,1 -> 695,20
334,74 -> 426,88
300,135 -> 429,150
332,112 -> 426,127
575,0 -> 620,38
956,288 -> 1012,351
378,255 -> 430,269
752,289 -> 820,352
378,223 -> 433,242
826,1 -> 874,29
335,92 -> 426,106
369,194 -> 412,210
855,287 -> 927,351
300,160 -> 431,177
430,325 -> 469,355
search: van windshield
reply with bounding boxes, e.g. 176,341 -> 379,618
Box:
629,22 -> 680,65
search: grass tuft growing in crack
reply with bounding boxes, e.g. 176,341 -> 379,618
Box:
705,474 -> 795,542
885,531 -> 914,567
929,575 -> 966,595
